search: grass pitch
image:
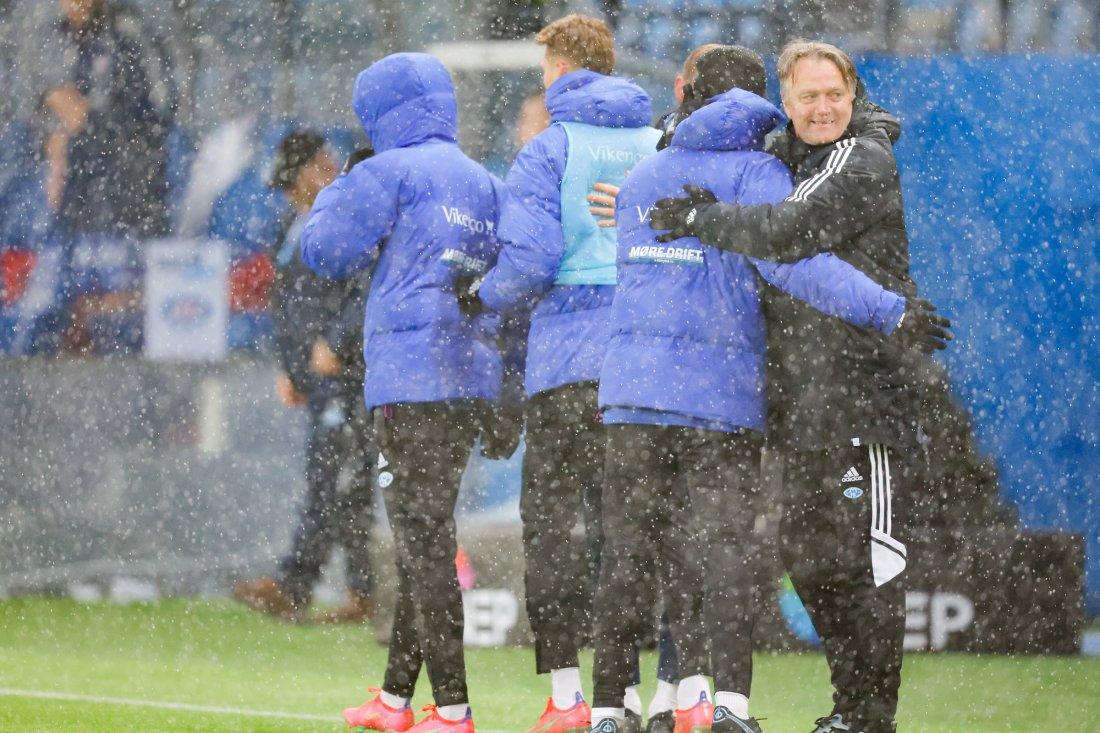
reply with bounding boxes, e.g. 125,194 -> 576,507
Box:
0,597 -> 1096,732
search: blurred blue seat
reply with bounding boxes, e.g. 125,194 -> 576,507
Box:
686,0 -> 737,10
643,15 -> 683,62
687,16 -> 726,48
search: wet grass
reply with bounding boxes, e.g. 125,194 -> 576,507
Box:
0,597 -> 1096,732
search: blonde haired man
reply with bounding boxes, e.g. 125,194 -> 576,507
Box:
534,13 -> 616,80
649,39 -> 951,733
469,13 -> 677,733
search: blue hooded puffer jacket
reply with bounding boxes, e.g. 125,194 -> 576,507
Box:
600,88 -> 906,432
478,70 -> 657,397
301,53 -> 507,410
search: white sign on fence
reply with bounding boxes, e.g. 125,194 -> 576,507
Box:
144,239 -> 229,361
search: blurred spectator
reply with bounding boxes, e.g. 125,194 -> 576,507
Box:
43,0 -> 176,238
893,0 -> 1004,53
232,130 -> 376,625
488,0 -> 546,39
0,119 -> 67,355
513,90 -> 549,152
35,0 -> 177,353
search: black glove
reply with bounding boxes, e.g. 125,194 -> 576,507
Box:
454,274 -> 485,319
479,405 -> 524,460
894,297 -> 953,353
649,184 -> 718,243
341,146 -> 375,175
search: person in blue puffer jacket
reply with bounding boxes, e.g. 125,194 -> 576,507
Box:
467,15 -> 678,733
589,47 -> 912,733
301,52 -> 509,733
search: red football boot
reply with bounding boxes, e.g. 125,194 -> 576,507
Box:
525,694 -> 591,733
673,694 -> 714,733
405,705 -> 475,733
343,689 -> 416,732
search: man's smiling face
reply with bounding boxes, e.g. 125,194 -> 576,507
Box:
782,56 -> 855,146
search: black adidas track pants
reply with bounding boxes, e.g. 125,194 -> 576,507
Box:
779,443 -> 912,733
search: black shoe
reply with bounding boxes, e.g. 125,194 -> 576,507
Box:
644,710 -> 675,733
591,719 -> 621,733
712,706 -> 764,733
810,714 -> 851,733
622,710 -> 643,733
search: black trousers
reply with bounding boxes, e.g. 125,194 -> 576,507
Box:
375,402 -> 481,707
278,393 -> 374,605
593,424 -> 757,707
521,383 -> 679,684
691,430 -> 762,696
779,443 -> 910,733
520,382 -> 608,674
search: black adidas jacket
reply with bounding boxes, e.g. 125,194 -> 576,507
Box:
686,92 -> 928,451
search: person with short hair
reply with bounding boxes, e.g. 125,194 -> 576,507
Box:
468,14 -> 670,733
649,39 -> 952,733
589,44 -> 932,733
654,42 -> 724,146
230,130 -> 376,627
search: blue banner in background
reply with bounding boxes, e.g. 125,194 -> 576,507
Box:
855,55 -> 1100,615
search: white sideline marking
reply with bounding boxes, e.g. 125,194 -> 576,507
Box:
0,688 -> 334,721
0,688 -> 512,732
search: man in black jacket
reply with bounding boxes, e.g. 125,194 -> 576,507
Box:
232,131 -> 375,625
649,41 -> 951,733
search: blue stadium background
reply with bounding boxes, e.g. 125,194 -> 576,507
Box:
855,55 -> 1100,615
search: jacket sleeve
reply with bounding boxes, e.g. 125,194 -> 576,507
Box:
477,127 -> 567,314
272,265 -> 330,394
751,252 -> 905,334
326,274 -> 369,364
301,164 -> 397,279
692,137 -> 899,262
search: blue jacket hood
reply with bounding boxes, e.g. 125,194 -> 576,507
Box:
671,88 -> 785,153
352,52 -> 459,153
546,70 -> 653,128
